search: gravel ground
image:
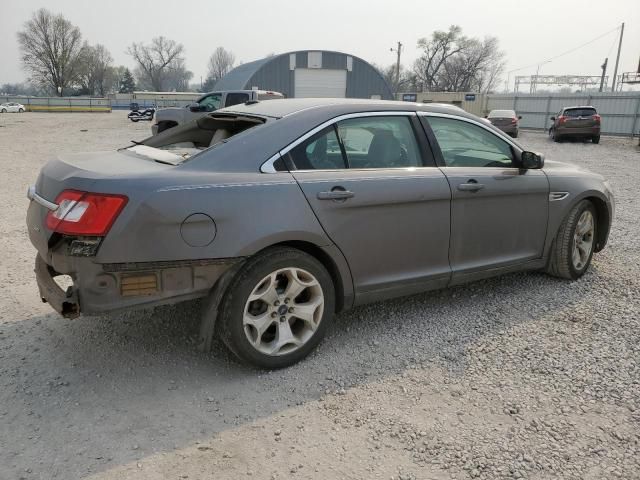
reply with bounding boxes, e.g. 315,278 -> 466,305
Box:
0,111 -> 638,480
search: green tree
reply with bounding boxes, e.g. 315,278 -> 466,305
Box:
119,68 -> 136,93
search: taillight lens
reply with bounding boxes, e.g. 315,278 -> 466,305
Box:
511,117 -> 518,124
593,114 -> 601,123
46,190 -> 128,236
558,115 -> 567,124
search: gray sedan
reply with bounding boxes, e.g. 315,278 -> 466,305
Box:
26,99 -> 614,368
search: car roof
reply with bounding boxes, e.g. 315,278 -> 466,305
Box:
217,98 -> 474,120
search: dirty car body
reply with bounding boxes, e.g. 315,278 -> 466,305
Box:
27,98 -> 614,367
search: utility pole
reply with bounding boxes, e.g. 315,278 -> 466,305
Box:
611,22 -> 624,92
599,58 -> 608,92
390,41 -> 403,97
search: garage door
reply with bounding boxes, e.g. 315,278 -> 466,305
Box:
294,69 -> 347,98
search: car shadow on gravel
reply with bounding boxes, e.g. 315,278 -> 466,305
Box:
0,268 -> 596,479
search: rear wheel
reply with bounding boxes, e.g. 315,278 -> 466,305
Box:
18,108 -> 24,113
0,108 -> 6,113
546,200 -> 597,280
550,128 -> 561,142
592,135 -> 600,144
218,247 -> 335,369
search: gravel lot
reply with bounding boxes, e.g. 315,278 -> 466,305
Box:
0,111 -> 638,480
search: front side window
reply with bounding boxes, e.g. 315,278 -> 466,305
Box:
427,117 -> 514,168
198,94 -> 222,112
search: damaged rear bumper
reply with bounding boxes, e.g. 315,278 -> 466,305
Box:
35,253 -> 241,318
35,254 -> 80,318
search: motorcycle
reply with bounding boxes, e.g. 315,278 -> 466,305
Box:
128,106 -> 156,122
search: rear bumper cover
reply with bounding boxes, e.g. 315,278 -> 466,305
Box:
34,252 -> 241,318
35,255 -> 80,318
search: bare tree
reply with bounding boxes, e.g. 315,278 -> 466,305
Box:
17,8 -> 85,96
413,26 -> 466,91
413,26 -> 505,93
205,47 -> 236,86
78,44 -> 113,96
127,36 -> 185,91
374,63 -> 418,94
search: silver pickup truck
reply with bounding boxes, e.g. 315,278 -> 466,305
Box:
151,89 -> 284,135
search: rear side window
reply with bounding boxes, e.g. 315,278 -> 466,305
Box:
225,93 -> 250,107
337,116 -> 421,169
289,116 -> 421,170
564,108 -> 597,117
289,126 -> 346,170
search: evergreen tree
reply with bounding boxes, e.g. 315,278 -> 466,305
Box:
119,68 -> 136,93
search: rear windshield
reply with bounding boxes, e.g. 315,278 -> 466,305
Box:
564,108 -> 596,117
488,110 -> 515,118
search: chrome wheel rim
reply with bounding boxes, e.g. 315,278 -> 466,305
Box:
243,267 -> 324,356
572,210 -> 594,270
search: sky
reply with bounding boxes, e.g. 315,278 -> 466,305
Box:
1,0 -> 639,90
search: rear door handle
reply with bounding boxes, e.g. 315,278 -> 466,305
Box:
457,182 -> 485,192
317,190 -> 355,200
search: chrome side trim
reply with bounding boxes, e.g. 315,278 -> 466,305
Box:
260,111 -> 418,173
27,185 -> 58,211
549,192 -> 570,201
417,111 -> 522,151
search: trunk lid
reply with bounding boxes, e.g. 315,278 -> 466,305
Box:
27,150 -> 173,256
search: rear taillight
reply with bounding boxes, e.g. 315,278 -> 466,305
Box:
593,114 -> 601,123
511,118 -> 518,124
46,190 -> 128,236
558,115 -> 567,124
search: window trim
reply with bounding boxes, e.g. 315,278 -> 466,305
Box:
261,111 -> 424,173
418,111 -> 523,169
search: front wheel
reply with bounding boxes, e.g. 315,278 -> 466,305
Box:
217,247 -> 335,369
546,200 -> 597,280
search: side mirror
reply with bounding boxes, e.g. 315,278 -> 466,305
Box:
188,103 -> 202,112
521,151 -> 544,169
550,116 -> 556,121
518,115 -> 522,120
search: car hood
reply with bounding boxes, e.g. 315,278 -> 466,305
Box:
543,159 -> 605,181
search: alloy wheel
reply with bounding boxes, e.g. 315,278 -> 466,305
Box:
572,210 -> 594,270
243,267 -> 324,356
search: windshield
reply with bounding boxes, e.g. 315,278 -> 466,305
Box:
564,108 -> 596,117
488,110 -> 515,118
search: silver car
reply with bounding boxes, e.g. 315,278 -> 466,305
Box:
26,99 -> 614,368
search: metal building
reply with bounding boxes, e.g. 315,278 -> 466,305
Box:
214,50 -> 394,100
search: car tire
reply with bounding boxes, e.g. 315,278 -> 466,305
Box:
218,247 -> 335,369
512,131 -> 518,138
546,200 -> 597,280
551,128 -> 561,142
18,108 -> 24,113
592,135 -> 600,144
0,109 -> 6,113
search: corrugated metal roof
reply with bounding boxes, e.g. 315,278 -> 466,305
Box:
214,57 -> 274,90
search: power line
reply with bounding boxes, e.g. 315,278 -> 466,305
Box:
507,24 -> 621,75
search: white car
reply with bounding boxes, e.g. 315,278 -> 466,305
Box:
0,102 -> 26,113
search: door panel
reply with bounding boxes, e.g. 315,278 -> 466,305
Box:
442,167 -> 549,278
293,169 -> 451,301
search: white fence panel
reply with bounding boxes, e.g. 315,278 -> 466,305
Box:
487,93 -> 640,136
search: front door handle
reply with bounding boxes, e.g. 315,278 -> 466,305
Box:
317,189 -> 355,200
457,182 -> 485,192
